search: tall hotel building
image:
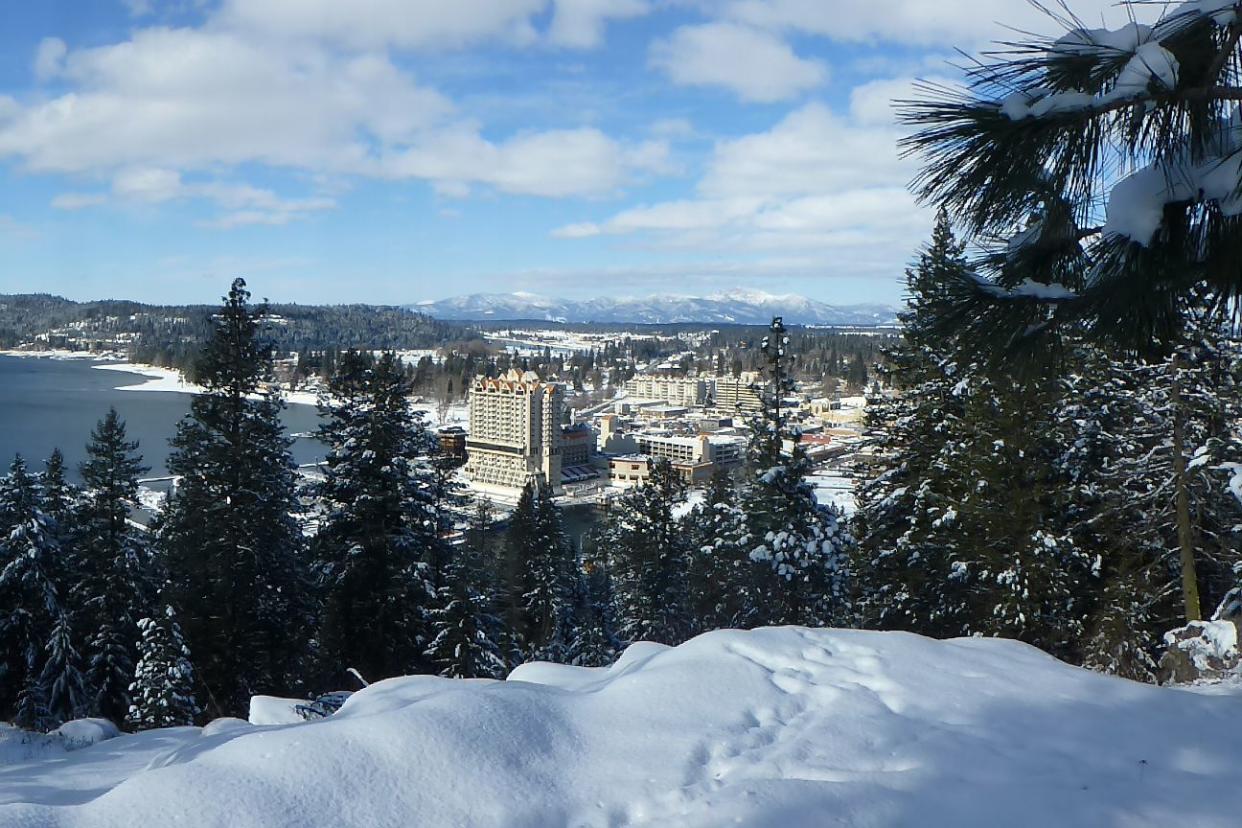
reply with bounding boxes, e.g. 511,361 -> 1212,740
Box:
464,369 -> 563,493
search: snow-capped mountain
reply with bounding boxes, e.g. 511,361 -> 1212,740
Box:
411,289 -> 899,326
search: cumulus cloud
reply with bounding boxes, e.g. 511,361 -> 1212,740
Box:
717,0 -> 1165,47
50,193 -> 108,211
0,23 -> 666,220
33,37 -> 67,82
701,102 -> 906,198
649,22 -> 826,103
553,100 -> 930,283
215,0 -> 546,51
51,167 -> 336,228
379,127 -> 668,198
548,0 -> 650,48
0,28 -> 451,175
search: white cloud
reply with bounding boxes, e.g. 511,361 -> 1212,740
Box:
717,0 -> 1165,48
215,0 -> 546,51
551,222 -> 602,238
0,96 -> 19,124
847,74 -> 961,127
701,102 -> 906,198
548,0 -> 650,48
112,167 -> 185,202
50,193 -> 108,210
33,38 -> 67,82
0,25 -> 663,208
649,22 -> 826,103
648,117 -> 696,139
0,28 -> 452,175
552,100 -> 931,282
380,127 -> 666,198
122,0 -> 154,16
51,168 -> 336,227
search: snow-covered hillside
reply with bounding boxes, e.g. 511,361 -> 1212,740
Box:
3,627 -> 1239,827
411,289 -> 899,326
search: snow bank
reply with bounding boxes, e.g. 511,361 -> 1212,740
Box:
246,696 -> 305,726
51,720 -> 120,753
92,363 -> 323,407
4,627 -> 1242,826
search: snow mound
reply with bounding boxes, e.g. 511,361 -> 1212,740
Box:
3,627 -> 1242,826
51,720 -> 120,753
246,696 -> 305,726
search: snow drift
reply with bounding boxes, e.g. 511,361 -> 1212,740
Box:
2,627 -> 1240,827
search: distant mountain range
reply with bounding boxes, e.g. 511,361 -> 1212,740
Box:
410,289 -> 900,326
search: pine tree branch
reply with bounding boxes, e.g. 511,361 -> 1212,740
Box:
1205,20 -> 1242,88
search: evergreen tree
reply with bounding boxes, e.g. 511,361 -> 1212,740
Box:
497,480 -> 538,655
313,350 -> 440,685
75,408 -> 151,723
932,377 -> 1095,658
425,499 -> 507,679
744,318 -> 851,628
128,604 -> 200,729
39,450 -> 79,627
159,279 -> 309,716
853,211 -> 974,635
853,214 -> 1102,659
565,550 -> 619,667
40,449 -> 75,528
608,460 -> 692,645
0,456 -> 62,727
686,470 -> 755,631
902,1 -> 1242,355
520,483 -> 577,660
1063,330 -> 1242,653
40,611 -> 87,726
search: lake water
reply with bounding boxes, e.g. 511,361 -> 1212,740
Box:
0,355 -> 604,537
0,356 -> 326,482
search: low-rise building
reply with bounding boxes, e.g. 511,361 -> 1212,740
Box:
606,433 -> 746,488
609,454 -> 653,487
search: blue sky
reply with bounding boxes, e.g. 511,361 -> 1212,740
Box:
0,1 -> 1152,306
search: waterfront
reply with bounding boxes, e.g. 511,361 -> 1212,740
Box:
0,355 -> 324,481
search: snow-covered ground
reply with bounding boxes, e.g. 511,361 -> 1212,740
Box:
809,469 -> 855,515
93,363 -> 323,408
0,349 -> 123,361
3,627 -> 1240,827
90,363 -> 471,428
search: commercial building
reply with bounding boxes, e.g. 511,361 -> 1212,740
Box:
464,369 -> 563,493
561,423 -> 594,467
608,455 -> 653,488
607,434 -> 746,488
712,373 -> 765,416
436,426 -> 467,465
622,376 -> 707,407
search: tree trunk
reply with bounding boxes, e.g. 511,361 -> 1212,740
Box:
1171,352 -> 1202,622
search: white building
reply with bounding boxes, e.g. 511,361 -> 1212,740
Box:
464,369 -> 563,493
623,376 -> 707,407
607,433 -> 746,488
712,372 -> 765,416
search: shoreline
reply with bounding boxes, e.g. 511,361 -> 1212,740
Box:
93,363 -> 323,407
0,348 -> 322,407
0,348 -> 469,425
